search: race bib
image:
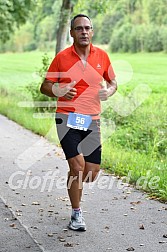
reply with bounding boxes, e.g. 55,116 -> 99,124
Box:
67,113 -> 92,131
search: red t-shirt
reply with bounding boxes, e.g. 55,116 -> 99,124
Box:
46,44 -> 115,117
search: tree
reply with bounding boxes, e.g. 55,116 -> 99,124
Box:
55,0 -> 74,54
31,0 -> 58,41
0,0 -> 34,42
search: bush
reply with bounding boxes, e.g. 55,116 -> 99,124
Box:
98,13 -> 124,44
109,23 -> 133,52
23,41 -> 37,52
143,25 -> 163,52
109,24 -> 165,53
25,53 -> 56,112
128,25 -> 147,53
160,25 -> 167,52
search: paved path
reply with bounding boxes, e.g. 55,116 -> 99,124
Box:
0,114 -> 167,252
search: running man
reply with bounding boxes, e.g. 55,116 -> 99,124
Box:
40,14 -> 117,231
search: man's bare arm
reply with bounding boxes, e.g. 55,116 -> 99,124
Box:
106,79 -> 117,97
40,79 -> 77,100
40,79 -> 57,97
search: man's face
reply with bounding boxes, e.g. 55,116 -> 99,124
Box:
70,17 -> 94,47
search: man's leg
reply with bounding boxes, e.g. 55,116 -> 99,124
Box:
67,154 -> 87,231
67,159 -> 100,206
67,154 -> 85,208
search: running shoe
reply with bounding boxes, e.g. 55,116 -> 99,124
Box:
68,210 -> 86,231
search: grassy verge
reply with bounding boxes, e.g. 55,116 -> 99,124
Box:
102,143 -> 167,201
0,93 -> 57,143
0,51 -> 166,201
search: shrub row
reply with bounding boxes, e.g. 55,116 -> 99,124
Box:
109,24 -> 167,53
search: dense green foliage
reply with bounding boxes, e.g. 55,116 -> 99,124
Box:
0,0 -> 34,42
1,0 -> 167,53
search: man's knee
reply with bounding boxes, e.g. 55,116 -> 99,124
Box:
83,169 -> 100,183
70,164 -> 85,178
68,155 -> 85,177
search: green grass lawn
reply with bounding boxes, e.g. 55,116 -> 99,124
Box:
0,50 -> 167,201
0,51 -> 54,88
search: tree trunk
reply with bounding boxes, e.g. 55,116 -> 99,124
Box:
55,0 -> 73,55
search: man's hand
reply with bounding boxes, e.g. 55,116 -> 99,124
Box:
99,82 -> 109,101
52,81 -> 77,99
99,80 -> 117,101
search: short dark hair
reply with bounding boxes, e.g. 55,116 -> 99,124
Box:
70,14 -> 92,29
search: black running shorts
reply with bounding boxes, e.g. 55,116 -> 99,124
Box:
55,113 -> 101,164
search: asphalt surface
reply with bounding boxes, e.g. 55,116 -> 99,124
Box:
0,114 -> 167,252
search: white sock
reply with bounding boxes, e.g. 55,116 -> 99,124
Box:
72,208 -> 81,216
